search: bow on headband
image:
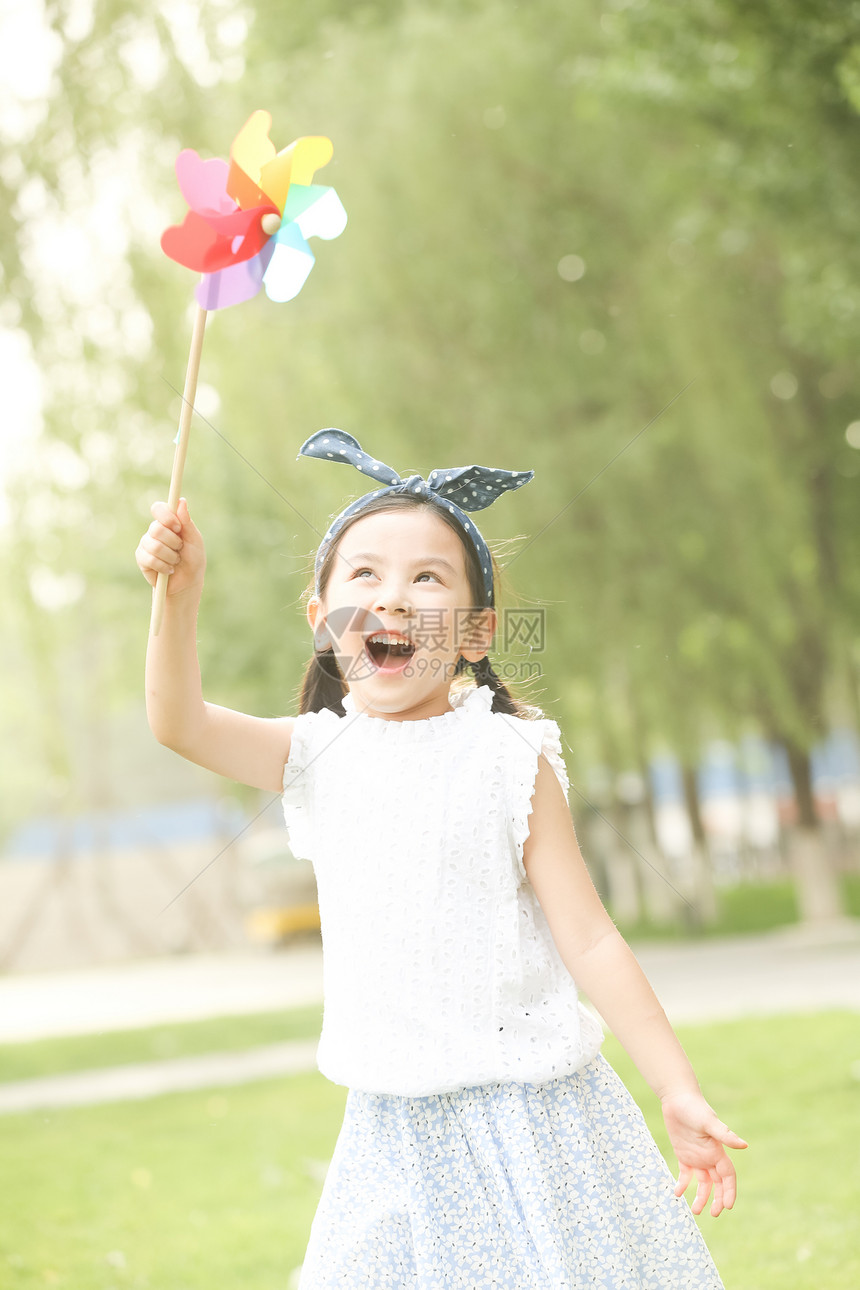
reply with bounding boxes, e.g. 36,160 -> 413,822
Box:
298,428 -> 534,606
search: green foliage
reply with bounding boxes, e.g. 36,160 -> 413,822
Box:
2,0 -> 859,854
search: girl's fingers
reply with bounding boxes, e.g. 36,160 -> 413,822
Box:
148,520 -> 183,552
137,528 -> 183,575
709,1167 -> 726,1217
135,549 -> 157,586
176,497 -> 204,544
674,1163 -> 692,1199
691,1175 -> 712,1215
677,1161 -> 737,1218
137,546 -> 178,577
141,534 -> 182,565
705,1112 -> 748,1151
151,556 -> 178,575
701,1104 -> 747,1155
137,500 -> 202,590
714,1157 -> 737,1211
150,500 -> 182,533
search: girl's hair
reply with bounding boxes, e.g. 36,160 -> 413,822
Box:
297,492 -> 539,719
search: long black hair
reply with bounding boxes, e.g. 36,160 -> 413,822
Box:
296,492 -> 540,719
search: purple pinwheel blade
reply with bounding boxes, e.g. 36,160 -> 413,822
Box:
195,241 -> 275,310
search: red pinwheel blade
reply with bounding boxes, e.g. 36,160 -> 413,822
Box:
161,202 -> 279,273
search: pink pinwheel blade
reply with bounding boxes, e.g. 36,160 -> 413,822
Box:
196,241 -> 275,310
175,149 -> 236,216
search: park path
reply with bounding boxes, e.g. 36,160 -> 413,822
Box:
1,921 -> 858,1114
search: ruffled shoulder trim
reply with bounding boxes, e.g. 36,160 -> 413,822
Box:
281,708 -> 339,861
499,714 -> 570,880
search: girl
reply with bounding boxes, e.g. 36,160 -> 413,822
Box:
136,427 -> 746,1289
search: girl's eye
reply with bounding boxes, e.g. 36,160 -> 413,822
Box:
352,568 -> 439,582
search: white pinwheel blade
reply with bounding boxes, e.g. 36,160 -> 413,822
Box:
293,186 -> 348,241
262,222 -> 315,302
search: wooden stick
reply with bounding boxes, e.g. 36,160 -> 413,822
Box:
150,303 -> 208,636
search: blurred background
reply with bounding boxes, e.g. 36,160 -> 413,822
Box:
2,0 -> 859,971
2,4 -> 860,1288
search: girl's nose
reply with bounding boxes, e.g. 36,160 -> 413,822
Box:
373,580 -> 412,616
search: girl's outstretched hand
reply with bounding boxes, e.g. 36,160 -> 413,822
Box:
135,498 -> 206,598
661,1091 -> 748,1217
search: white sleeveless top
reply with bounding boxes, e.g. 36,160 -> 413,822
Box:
281,683 -> 603,1096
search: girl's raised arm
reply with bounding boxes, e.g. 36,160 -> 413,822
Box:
137,499 -> 294,793
522,754 -> 747,1217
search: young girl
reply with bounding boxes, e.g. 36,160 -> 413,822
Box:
136,427 -> 746,1289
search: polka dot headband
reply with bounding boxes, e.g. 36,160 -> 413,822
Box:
298,428 -> 534,607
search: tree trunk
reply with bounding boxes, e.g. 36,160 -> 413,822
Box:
623,800 -> 682,926
784,738 -> 845,922
681,763 -> 719,927
588,803 -> 643,926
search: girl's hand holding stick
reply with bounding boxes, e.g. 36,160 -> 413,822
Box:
136,498 -> 206,599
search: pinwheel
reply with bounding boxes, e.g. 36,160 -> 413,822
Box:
151,109 -> 347,634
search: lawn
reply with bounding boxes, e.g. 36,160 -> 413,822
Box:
604,1012 -> 860,1289
615,872 -> 860,941
0,1005 -> 324,1083
0,1009 -> 858,1289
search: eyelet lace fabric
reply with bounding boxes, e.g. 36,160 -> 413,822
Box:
282,683 -> 603,1096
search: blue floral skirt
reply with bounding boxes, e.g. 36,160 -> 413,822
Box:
298,1054 -> 725,1289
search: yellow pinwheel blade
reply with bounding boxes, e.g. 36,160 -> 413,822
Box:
260,136 -> 334,213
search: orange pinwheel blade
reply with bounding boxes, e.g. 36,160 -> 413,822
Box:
227,109 -> 277,209
227,111 -> 336,215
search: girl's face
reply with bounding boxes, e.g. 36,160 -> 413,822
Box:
307,507 -> 496,721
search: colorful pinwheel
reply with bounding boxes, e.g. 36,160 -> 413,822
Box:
161,109 -> 347,309
151,111 -> 347,634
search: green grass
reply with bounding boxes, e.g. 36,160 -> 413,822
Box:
616,871 -> 860,941
604,1011 -> 860,1289
0,1005 -> 323,1084
1,1010 -> 859,1288
0,1070 -> 345,1290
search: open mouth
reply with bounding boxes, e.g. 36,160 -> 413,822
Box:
364,631 -> 416,673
